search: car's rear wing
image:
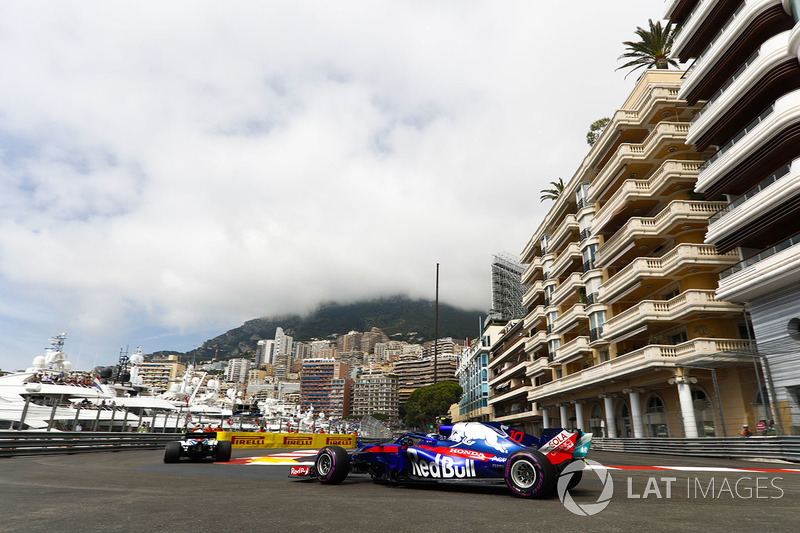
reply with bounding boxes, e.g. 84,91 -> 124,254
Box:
183,431 -> 217,440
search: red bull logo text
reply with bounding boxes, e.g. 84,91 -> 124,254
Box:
231,436 -> 266,446
408,449 -> 476,479
289,466 -> 310,477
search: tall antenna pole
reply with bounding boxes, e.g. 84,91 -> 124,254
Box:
435,262 -> 439,384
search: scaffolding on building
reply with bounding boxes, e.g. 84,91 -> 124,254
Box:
489,252 -> 526,321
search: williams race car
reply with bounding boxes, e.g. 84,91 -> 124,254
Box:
290,422 -> 591,498
163,431 -> 232,463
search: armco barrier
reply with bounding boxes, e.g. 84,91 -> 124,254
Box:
0,431 -> 180,457
591,436 -> 800,462
219,432 -> 356,449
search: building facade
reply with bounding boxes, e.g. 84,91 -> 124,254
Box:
513,69 -> 760,438
299,358 -> 351,417
350,370 -> 399,420
137,355 -> 185,393
456,322 -> 503,422
665,0 -> 800,434
393,354 -> 459,405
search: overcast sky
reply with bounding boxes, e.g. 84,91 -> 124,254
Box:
0,0 -> 671,371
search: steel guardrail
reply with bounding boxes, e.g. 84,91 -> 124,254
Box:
0,431 -> 181,457
591,436 -> 800,462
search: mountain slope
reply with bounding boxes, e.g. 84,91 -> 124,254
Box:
163,296 -> 485,360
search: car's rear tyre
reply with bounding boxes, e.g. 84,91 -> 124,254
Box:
215,440 -> 232,462
163,441 -> 181,463
564,469 -> 583,490
504,448 -> 556,498
314,446 -> 350,484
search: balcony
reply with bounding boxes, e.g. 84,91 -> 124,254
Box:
526,357 -> 550,378
524,330 -> 547,354
549,214 -> 579,256
591,160 -> 703,235
552,303 -> 587,333
717,232 -> 800,302
549,243 -> 582,280
523,305 -> 546,332
694,89 -> 800,198
678,0 -> 779,102
550,272 -> 583,307
489,359 -> 527,387
601,290 -> 743,342
552,336 -> 591,365
706,161 -> 800,250
688,30 -> 794,147
489,382 -> 531,404
521,256 -> 543,285
522,280 -> 545,309
528,338 -> 755,402
599,243 -> 739,303
594,200 -> 727,268
587,121 -> 691,204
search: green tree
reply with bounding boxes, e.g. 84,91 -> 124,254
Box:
401,381 -> 462,429
617,19 -> 679,78
539,178 -> 565,202
587,117 -> 610,146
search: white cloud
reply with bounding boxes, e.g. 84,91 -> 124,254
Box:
0,0 -> 670,370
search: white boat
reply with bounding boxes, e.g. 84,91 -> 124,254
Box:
0,334 -> 184,431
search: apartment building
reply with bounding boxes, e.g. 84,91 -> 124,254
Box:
458,322 -> 504,422
393,354 -> 459,405
299,358 -> 351,417
665,0 -> 800,433
137,355 -> 185,394
350,370 -> 399,420
515,69 -> 760,438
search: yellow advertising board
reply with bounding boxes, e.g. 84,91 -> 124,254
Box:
216,432 -> 356,449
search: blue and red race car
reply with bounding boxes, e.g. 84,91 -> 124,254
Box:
290,421 -> 591,498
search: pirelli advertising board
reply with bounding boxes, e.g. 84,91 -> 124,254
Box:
216,432 -> 356,449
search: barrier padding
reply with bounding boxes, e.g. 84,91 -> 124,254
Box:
216,432 -> 356,449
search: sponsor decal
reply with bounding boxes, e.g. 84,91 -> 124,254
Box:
539,430 -> 577,464
283,436 -> 314,446
231,436 -> 266,446
417,445 -> 494,462
325,437 -> 352,446
289,466 -> 311,477
408,448 -> 476,479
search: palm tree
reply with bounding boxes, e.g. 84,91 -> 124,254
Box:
617,19 -> 679,78
540,178 -> 565,202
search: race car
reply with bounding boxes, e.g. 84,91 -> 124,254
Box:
290,421 -> 591,498
163,431 -> 232,463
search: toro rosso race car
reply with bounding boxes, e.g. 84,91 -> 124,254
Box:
290,422 -> 591,498
163,432 -> 232,463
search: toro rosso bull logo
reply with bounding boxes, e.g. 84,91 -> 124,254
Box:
408,448 -> 476,479
448,422 -> 510,453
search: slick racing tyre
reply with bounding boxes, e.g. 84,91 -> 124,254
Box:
215,440 -> 232,462
562,461 -> 583,491
504,448 -> 556,498
314,446 -> 350,484
163,441 -> 181,464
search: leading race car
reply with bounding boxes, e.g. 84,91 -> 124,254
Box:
163,431 -> 232,463
290,421 -> 591,498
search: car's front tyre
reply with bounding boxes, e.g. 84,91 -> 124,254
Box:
314,446 -> 350,484
504,448 -> 556,498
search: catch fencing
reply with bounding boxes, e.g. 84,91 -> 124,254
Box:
0,431 -> 180,457
591,436 -> 800,462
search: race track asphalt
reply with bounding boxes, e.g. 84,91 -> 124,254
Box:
0,447 -> 798,533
